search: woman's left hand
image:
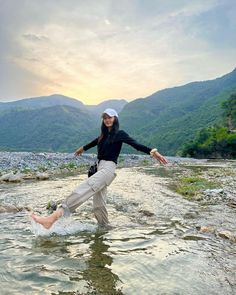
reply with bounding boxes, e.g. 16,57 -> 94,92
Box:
152,151 -> 168,165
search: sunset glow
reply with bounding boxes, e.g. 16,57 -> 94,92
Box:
1,0 -> 235,104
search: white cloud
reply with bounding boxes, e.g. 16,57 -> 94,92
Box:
104,19 -> 111,25
0,0 -> 235,103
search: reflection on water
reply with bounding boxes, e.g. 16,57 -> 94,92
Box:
31,231 -> 123,295
0,163 -> 236,294
81,232 -> 123,295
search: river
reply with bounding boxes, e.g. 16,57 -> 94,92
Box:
0,160 -> 235,294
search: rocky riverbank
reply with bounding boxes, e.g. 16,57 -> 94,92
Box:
1,153 -> 235,226
1,153 -> 235,205
0,152 -> 154,182
140,159 -> 236,204
1,162 -> 236,294
1,153 -> 235,294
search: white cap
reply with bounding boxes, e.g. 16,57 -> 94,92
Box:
102,108 -> 118,117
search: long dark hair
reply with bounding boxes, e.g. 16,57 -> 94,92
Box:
98,117 -> 119,143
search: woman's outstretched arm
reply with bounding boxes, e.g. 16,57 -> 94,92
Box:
150,148 -> 168,165
75,137 -> 99,156
120,130 -> 168,165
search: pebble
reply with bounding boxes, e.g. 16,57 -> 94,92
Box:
199,226 -> 215,234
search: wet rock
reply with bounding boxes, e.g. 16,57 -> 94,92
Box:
22,174 -> 37,180
203,188 -> 225,196
0,204 -> 30,213
1,172 -> 14,181
202,188 -> 229,202
0,172 -> 23,182
184,210 -> 199,219
36,172 -> 49,180
138,209 -> 155,217
9,173 -> 23,182
218,230 -> 236,242
183,235 -> 207,241
0,204 -> 19,213
227,201 -> 236,208
199,226 -> 215,234
46,200 -> 58,212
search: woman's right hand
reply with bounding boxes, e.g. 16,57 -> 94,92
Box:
74,146 -> 84,156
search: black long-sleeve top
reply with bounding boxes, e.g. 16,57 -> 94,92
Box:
83,130 -> 152,164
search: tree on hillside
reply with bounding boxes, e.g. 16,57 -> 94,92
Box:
180,93 -> 236,159
222,93 -> 236,131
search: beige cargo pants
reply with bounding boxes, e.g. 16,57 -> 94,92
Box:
60,160 -> 116,225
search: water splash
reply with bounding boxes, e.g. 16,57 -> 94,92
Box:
30,215 -> 97,237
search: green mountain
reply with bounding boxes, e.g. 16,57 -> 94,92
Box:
87,99 -> 127,115
119,68 -> 236,155
0,94 -> 85,111
0,105 -> 98,152
0,95 -> 127,152
0,94 -> 127,117
180,92 -> 236,159
0,68 -> 235,154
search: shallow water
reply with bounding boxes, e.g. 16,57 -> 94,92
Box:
0,164 -> 236,295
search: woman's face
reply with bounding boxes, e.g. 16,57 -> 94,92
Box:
103,114 -> 115,128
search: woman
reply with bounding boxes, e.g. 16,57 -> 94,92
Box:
31,108 -> 168,229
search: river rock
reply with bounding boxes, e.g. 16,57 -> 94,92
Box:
0,172 -> 23,182
203,188 -> 225,196
228,201 -> 236,208
199,226 -> 215,234
218,230 -> 236,242
1,172 -> 14,181
0,204 -> 30,213
36,172 -> 49,180
9,173 -> 23,182
138,209 -> 155,217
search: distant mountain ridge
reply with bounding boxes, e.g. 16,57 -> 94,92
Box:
0,68 -> 235,154
0,94 -> 127,116
0,95 -> 127,152
120,68 -> 236,154
0,105 -> 98,152
86,99 -> 128,114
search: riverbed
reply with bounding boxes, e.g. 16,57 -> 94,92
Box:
0,160 -> 235,295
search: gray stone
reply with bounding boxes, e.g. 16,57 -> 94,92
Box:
8,173 -> 23,182
218,230 -> 236,242
203,188 -> 224,195
36,172 -> 50,180
0,172 -> 23,182
199,226 -> 215,233
0,204 -> 30,213
0,172 -> 14,181
139,209 -> 155,217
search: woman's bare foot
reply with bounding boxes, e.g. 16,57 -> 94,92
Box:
31,208 -> 64,229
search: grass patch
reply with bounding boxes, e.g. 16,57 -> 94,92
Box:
175,176 -> 219,200
141,159 -> 151,166
59,162 -> 78,170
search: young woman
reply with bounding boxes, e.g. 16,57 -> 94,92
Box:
31,108 -> 168,229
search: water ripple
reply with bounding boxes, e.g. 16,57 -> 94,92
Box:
0,167 -> 235,294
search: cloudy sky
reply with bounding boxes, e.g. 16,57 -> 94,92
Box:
0,0 -> 235,104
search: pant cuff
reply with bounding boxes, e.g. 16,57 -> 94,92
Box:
58,203 -> 71,217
